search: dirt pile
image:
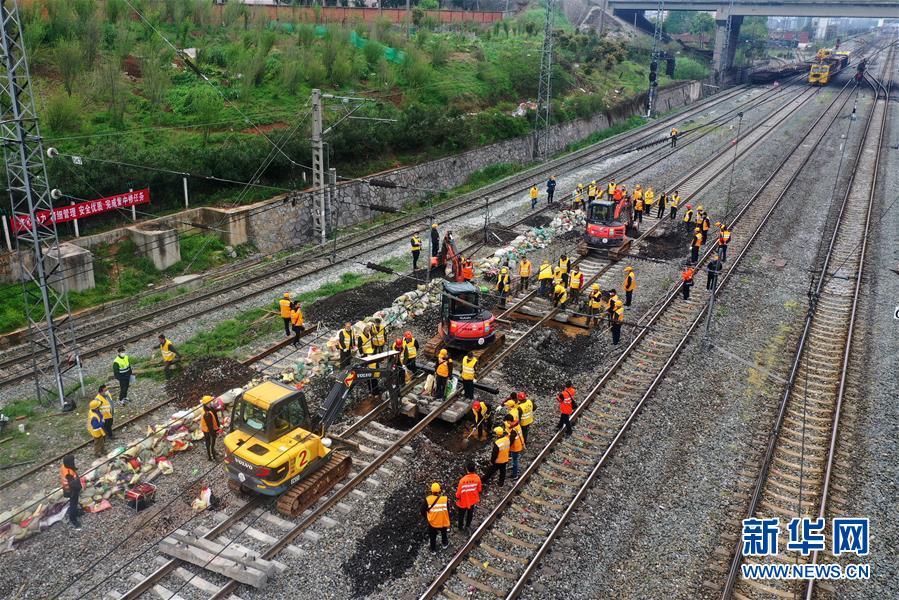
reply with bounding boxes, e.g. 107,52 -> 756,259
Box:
166,357 -> 255,407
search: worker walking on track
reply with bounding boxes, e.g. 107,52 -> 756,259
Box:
530,185 -> 539,209
546,176 -> 557,204
516,392 -> 534,443
411,233 -> 422,270
279,293 -> 293,336
518,256 -> 532,292
155,334 -> 180,380
681,264 -> 695,300
200,395 -> 220,461
461,352 -> 478,400
690,227 -> 703,264
421,483 -> 451,551
60,454 -> 82,530
112,347 -> 132,406
482,427 -> 510,487
455,462 -> 482,531
717,223 -> 731,261
623,266 -> 636,307
338,322 -> 354,367
290,302 -> 304,347
496,267 -> 511,308
538,259 -> 553,297
557,387 -> 575,436
434,349 -> 453,400
402,331 -> 419,375
87,393 -> 107,457
610,298 -> 624,345
670,127 -> 679,148
707,253 -> 723,291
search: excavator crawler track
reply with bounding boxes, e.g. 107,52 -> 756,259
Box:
276,451 -> 352,517
422,333 -> 445,360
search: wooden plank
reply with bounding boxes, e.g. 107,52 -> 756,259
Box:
159,539 -> 268,588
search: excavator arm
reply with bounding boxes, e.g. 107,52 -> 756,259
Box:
318,350 -> 403,432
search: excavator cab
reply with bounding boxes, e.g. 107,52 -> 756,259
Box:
440,281 -> 496,350
583,198 -> 631,250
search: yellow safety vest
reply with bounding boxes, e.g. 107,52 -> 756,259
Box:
87,409 -> 105,438
461,356 -> 477,381
279,298 -> 292,318
671,195 -> 681,207
634,189 -> 643,200
96,393 -> 112,419
607,182 -> 616,194
159,338 -> 176,362
557,257 -> 570,274
371,324 -> 386,346
683,210 -> 694,223
587,184 -> 596,198
411,236 -> 421,251
338,329 -> 353,351
721,230 -> 731,244
519,260 -> 532,277
645,190 -> 655,205
588,290 -> 603,309
496,273 -> 510,293
359,331 -> 374,355
554,284 -> 568,305
113,354 -> 131,374
518,399 -> 534,426
537,264 -> 553,280
612,305 -> 624,323
403,338 -> 418,359
529,187 -> 538,199
624,272 -> 636,292
291,308 -> 304,327
569,272 -> 583,290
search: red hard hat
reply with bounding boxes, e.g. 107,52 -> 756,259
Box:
686,203 -> 692,209
516,392 -> 526,401
472,401 -> 480,410
395,338 -> 402,345
404,331 -> 412,339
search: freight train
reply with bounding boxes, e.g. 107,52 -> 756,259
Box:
808,48 -> 850,85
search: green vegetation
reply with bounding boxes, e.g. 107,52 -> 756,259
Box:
664,11 -> 715,37
0,235 -> 253,333
561,115 -> 646,154
18,0 -> 696,232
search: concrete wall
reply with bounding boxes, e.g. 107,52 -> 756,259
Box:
0,81 -> 702,273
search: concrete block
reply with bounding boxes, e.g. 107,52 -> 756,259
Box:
201,205 -> 250,247
44,242 -> 95,292
127,226 -> 180,271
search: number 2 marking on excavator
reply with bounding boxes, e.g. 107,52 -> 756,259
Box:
296,450 -> 308,470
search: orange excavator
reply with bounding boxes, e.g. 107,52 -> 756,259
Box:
578,192 -> 634,257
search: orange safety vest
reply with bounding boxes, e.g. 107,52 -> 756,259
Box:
436,358 -> 451,378
692,232 -> 703,248
519,260 -> 532,277
558,394 -> 573,415
719,230 -> 731,245
682,268 -> 695,282
291,307 -> 304,327
455,473 -> 482,509
201,408 -> 220,433
60,465 -> 77,494
425,494 -> 451,528
461,260 -> 474,280
494,435 -> 510,464
508,421 -> 525,452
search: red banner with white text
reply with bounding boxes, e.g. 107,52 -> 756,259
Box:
10,188 -> 150,232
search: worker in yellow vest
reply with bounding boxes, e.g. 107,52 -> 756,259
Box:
156,334 -> 180,380
568,265 -> 584,303
587,283 -> 604,327
402,331 -> 419,374
112,347 -> 132,406
518,256 -> 532,292
670,127 -> 679,148
338,322 -> 354,367
503,413 -> 525,478
461,352 -> 478,400
587,181 -> 597,203
421,482 -> 450,551
529,185 -> 539,209
669,191 -> 681,220
95,384 -> 114,438
515,391 -> 534,443
496,266 -> 511,308
357,325 -> 374,358
538,260 -> 553,296
610,299 -> 625,345
623,266 -> 636,306
644,187 -> 655,214
690,227 -> 703,264
290,302 -> 305,347
607,179 -> 617,195
553,281 -> 568,308
471,400 -> 492,440
371,318 -> 386,354
557,254 -> 570,279
482,427 -> 510,487
279,292 -> 292,336
87,393 -> 106,457
410,234 -> 422,270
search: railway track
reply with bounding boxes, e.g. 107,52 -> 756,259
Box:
716,45 -> 893,600
417,62 -> 867,600
88,67 -> 853,600
0,82 -> 770,390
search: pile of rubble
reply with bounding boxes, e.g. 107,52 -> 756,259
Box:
166,357 -> 257,408
0,389 -> 242,549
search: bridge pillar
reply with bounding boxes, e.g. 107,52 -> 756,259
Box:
712,14 -> 743,75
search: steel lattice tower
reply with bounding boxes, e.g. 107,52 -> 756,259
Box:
533,0 -> 556,161
1,0 -> 82,408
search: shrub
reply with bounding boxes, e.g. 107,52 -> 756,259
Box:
429,37 -> 449,68
673,57 -> 709,80
302,51 -> 327,86
402,49 -> 432,87
281,50 -> 302,95
330,52 -> 353,87
142,58 -> 171,107
363,39 -> 383,68
54,38 -> 83,96
297,24 -> 315,48
44,92 -> 82,132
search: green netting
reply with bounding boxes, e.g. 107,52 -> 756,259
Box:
302,26 -> 405,64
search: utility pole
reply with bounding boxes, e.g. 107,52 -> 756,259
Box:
720,0 -> 737,79
533,0 -> 556,161
1,0 -> 82,409
311,88 -> 327,245
328,168 -> 338,263
724,112 -> 743,218
646,0 -> 665,118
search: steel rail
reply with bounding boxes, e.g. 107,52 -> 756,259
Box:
419,69 -> 859,600
719,46 -> 893,599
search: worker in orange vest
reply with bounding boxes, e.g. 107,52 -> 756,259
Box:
421,482 -> 451,551
503,413 -> 525,479
434,349 -> 453,400
200,395 -> 221,461
482,427 -> 510,487
518,256 -> 532,292
454,461 -> 482,531
690,227 -> 703,264
60,454 -> 83,530
681,264 -> 695,300
557,383 -> 575,436
461,257 -> 474,282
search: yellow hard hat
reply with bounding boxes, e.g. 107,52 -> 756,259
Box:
201,395 -> 214,405
624,266 -> 633,272
438,348 -> 448,359
591,180 -> 596,185
715,221 -> 721,227
283,292 -> 290,298
695,227 -> 701,232
501,267 -> 508,273
493,427 -> 505,437
432,223 -> 438,228
504,399 -> 516,408
431,482 -> 441,494
697,205 -> 703,211
591,283 -> 600,290
89,399 -> 102,409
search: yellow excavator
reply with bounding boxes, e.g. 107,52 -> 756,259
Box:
224,350 -> 403,516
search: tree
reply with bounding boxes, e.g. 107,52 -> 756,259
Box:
97,58 -> 127,127
55,38 -> 84,96
185,86 -> 224,144
142,58 -> 171,108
